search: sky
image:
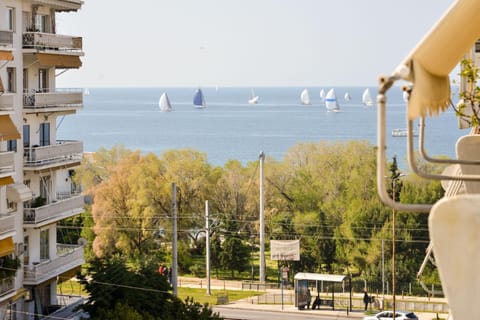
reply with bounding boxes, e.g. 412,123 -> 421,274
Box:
55,0 -> 454,88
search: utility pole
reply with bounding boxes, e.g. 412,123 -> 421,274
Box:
172,183 -> 178,296
259,151 -> 265,283
205,200 -> 211,296
382,238 -> 385,299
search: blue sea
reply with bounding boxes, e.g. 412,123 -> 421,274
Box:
57,86 -> 467,169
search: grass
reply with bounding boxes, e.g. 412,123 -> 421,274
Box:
58,279 -> 261,306
178,287 -> 261,305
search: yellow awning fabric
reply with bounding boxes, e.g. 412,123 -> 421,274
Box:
7,183 -> 33,202
0,115 -> 21,140
0,237 -> 14,257
0,51 -> 14,61
0,176 -> 14,187
395,0 -> 480,120
35,53 -> 82,69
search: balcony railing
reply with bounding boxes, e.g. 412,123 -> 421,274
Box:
0,94 -> 14,112
23,32 -> 82,52
23,140 -> 83,169
0,276 -> 15,297
0,214 -> 15,236
0,30 -> 13,47
23,88 -> 83,110
24,244 -> 84,285
0,151 -> 14,176
24,194 -> 84,226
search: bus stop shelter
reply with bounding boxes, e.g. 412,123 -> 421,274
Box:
294,273 -> 352,311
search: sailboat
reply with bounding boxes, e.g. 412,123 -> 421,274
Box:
403,90 -> 409,103
158,92 -> 172,112
325,88 -> 340,112
193,88 -> 206,109
344,92 -> 351,102
319,89 -> 325,102
83,88 -> 90,96
362,88 -> 374,107
248,89 -> 259,104
300,88 -> 311,105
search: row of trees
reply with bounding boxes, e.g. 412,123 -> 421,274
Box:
71,140 -> 443,296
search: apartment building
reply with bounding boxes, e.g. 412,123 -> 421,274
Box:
0,1 -> 85,319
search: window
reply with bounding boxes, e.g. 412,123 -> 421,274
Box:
7,139 -> 17,152
38,69 -> 48,92
6,7 -> 15,32
23,236 -> 29,264
7,68 -> 15,93
23,125 -> 30,148
23,69 -> 28,91
40,175 -> 51,201
35,14 -> 49,33
40,229 -> 49,260
39,122 -> 50,146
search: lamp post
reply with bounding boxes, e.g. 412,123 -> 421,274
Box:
259,151 -> 265,283
391,173 -> 406,318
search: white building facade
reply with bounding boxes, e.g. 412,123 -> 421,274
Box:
0,1 -> 84,319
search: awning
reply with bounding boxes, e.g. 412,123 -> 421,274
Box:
0,237 -> 14,257
294,273 -> 349,283
7,183 -> 33,202
0,51 -> 14,61
0,115 -> 21,140
35,53 -> 82,69
394,0 -> 480,120
0,176 -> 14,187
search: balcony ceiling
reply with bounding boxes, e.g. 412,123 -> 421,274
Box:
31,0 -> 83,12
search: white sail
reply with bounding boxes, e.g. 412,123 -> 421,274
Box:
248,89 -> 259,104
159,92 -> 172,112
325,88 -> 340,112
344,92 -> 351,102
83,88 -> 90,96
319,89 -> 325,102
362,88 -> 374,107
300,88 -> 311,105
403,90 -> 409,103
193,88 -> 206,109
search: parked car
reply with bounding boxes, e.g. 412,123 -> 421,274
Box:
363,310 -> 419,320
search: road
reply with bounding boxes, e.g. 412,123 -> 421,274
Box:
213,307 -> 355,320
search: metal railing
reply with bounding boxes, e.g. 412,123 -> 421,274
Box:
23,88 -> 83,108
0,151 -> 14,174
23,140 -> 83,168
23,194 -> 84,225
0,30 -> 13,47
23,32 -> 82,52
24,244 -> 84,284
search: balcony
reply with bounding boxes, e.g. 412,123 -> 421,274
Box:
0,214 -> 15,236
24,244 -> 84,285
0,151 -> 14,178
24,193 -> 84,227
31,0 -> 83,12
23,32 -> 82,53
0,94 -> 14,113
0,277 -> 15,297
0,30 -> 13,48
23,89 -> 83,114
23,140 -> 83,172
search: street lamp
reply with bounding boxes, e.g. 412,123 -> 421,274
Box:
391,173 -> 406,318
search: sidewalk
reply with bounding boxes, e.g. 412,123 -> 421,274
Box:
178,277 -> 446,320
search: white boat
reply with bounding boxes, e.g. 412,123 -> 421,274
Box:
325,88 -> 340,112
344,92 -> 351,102
248,89 -> 259,104
193,88 -> 206,109
319,89 -> 325,102
392,128 -> 418,137
83,88 -> 90,96
300,88 -> 311,105
158,92 -> 172,112
403,90 -> 409,103
362,88 -> 374,107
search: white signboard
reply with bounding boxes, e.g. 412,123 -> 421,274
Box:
270,239 -> 300,261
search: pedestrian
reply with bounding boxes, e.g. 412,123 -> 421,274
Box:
306,289 -> 312,310
363,289 -> 369,311
312,294 -> 321,310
